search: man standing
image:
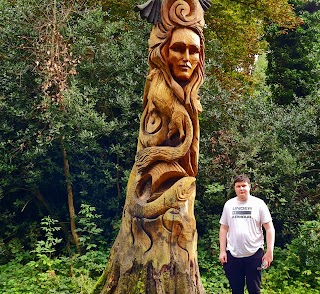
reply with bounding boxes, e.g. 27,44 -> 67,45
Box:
219,174 -> 275,294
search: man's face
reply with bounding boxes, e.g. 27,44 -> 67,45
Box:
168,28 -> 200,83
234,181 -> 250,201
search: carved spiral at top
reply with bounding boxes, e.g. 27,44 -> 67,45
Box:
169,1 -> 194,24
135,0 -> 211,25
162,0 -> 204,28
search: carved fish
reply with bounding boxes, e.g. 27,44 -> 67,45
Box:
135,0 -> 211,25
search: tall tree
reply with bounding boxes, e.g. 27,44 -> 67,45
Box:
93,0 -> 210,292
33,0 -> 82,251
1,0 -> 151,255
204,0 -> 301,96
0,0 -> 109,251
198,74 -> 320,245
98,0 -> 301,96
266,0 -> 320,104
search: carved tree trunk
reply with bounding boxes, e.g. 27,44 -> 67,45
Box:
94,1 -> 210,293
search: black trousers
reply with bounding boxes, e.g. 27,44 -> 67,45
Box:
223,248 -> 263,294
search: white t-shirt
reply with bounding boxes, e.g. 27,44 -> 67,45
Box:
220,195 -> 272,258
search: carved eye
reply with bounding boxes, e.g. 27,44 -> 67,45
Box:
170,42 -> 186,54
189,45 -> 200,55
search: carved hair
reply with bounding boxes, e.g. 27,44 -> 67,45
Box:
147,0 -> 205,114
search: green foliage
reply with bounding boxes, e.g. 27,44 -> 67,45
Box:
198,76 -> 319,244
198,215 -> 230,293
266,0 -> 320,104
0,257 -> 103,294
204,0 -> 300,97
262,214 -> 320,293
31,216 -> 63,269
77,204 -> 103,251
0,213 -> 108,293
70,7 -> 150,241
0,0 -> 319,292
0,1 -> 149,250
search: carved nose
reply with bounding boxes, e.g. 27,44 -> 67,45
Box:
183,50 -> 190,61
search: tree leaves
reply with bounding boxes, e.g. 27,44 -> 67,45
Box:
204,0 -> 301,96
266,0 -> 320,104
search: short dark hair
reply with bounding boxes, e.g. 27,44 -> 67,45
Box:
233,174 -> 251,186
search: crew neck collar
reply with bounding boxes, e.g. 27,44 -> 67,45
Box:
236,195 -> 251,204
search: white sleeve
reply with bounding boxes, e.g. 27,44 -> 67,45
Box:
219,203 -> 229,226
260,201 -> 272,224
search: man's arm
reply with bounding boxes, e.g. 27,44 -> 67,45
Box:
262,221 -> 275,267
219,224 -> 229,264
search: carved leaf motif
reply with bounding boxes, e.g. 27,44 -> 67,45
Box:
199,0 -> 211,11
135,0 -> 162,25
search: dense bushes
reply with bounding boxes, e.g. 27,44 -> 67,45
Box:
198,76 -> 320,245
1,210 -> 319,293
0,206 -> 109,293
0,0 -> 319,293
262,213 -> 320,293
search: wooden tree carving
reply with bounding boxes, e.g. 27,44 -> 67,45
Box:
95,0 -> 210,293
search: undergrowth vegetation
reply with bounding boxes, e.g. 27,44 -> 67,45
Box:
1,207 -> 319,293
0,205 -> 109,294
1,0 -> 319,293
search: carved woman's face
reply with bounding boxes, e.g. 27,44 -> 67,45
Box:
168,28 -> 201,83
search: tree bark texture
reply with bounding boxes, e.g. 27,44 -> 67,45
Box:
95,1 -> 209,293
61,138 -> 81,252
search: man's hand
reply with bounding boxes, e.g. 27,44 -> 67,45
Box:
262,251 -> 273,268
219,251 -> 227,264
262,221 -> 275,268
219,224 -> 229,265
